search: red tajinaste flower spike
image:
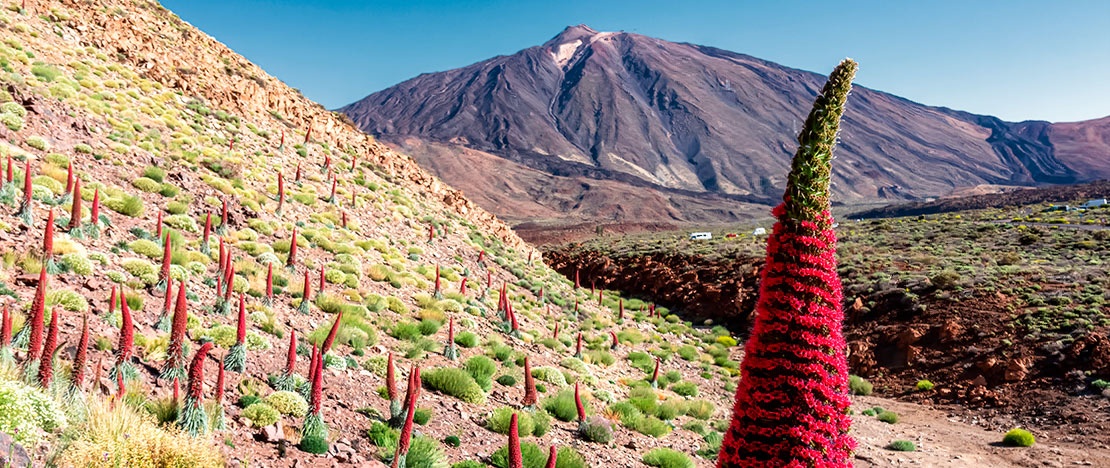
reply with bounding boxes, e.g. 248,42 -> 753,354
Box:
38,307 -> 61,387
717,60 -> 857,468
544,445 -> 558,468
392,365 -> 421,468
117,288 -> 134,363
203,212 -> 212,245
43,208 -> 55,259
508,413 -> 523,468
307,344 -> 319,384
428,223 -> 434,242
173,377 -> 180,403
159,232 -> 172,285
22,160 -> 33,205
386,352 -> 397,401
574,298 -> 579,317
294,162 -> 302,182
276,172 -> 285,213
220,199 -> 228,230
458,277 -> 467,295
265,263 -> 274,303
284,328 -> 297,375
72,312 -> 90,388
223,263 -> 236,303
522,356 -> 537,407
350,152 -> 357,172
477,250 -> 484,263
162,278 -> 174,315
323,154 -> 331,172
187,342 -> 214,400
433,265 -> 441,297
68,178 -> 82,230
485,270 -> 491,292
610,330 -> 618,350
236,293 -> 247,344
574,270 -> 580,289
287,227 -> 298,268
538,287 -> 544,303
299,269 -> 311,313
574,382 -> 586,424
4,155 -> 11,183
321,309 -> 343,356
618,298 -> 624,320
305,127 -> 312,145
328,178 -> 336,202
27,267 -> 48,362
509,306 -> 518,333
217,238 -> 226,274
162,281 -> 189,381
310,344 -> 325,414
109,284 -> 117,315
215,360 -> 226,403
90,188 -> 100,222
575,332 -> 582,358
340,211 -> 348,228
649,303 -> 656,318
279,129 -> 285,148
553,322 -> 559,340
597,288 -> 603,305
651,357 -> 660,387
318,264 -> 326,294
215,275 -> 222,300
156,210 -> 163,238
0,303 -> 11,347
116,371 -> 125,404
64,162 -> 74,194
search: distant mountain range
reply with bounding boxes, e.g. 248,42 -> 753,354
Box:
340,25 -> 1110,228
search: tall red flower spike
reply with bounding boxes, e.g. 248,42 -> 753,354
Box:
298,269 -> 311,313
117,288 -> 134,366
279,129 -> 285,148
173,377 -> 180,403
236,293 -> 247,344
38,307 -> 60,387
109,284 -> 117,315
459,277 -> 467,295
21,160 -> 32,206
574,332 -> 582,358
217,238 -> 226,275
156,209 -> 163,238
717,59 -> 857,468
307,344 -> 319,384
433,265 -> 441,298
310,346 -> 324,413
328,178 -> 337,202
477,250 -> 485,264
43,208 -> 55,260
187,342 -> 214,400
618,298 -> 624,320
522,356 -> 537,407
287,227 -> 298,268
574,269 -> 580,289
609,330 -> 618,350
544,445 -> 558,468
574,382 -> 586,424
321,309 -> 343,355
392,365 -> 421,468
4,155 -> 11,183
162,281 -> 189,381
161,278 -> 175,318
72,313 -> 90,388
597,288 -> 603,305
319,264 -> 326,294
285,328 -> 297,375
508,413 -> 523,468
553,322 -> 559,340
158,231 -> 172,286
428,223 -> 435,242
650,357 -> 660,387
64,163 -> 73,194
0,304 -> 10,347
90,188 -> 100,222
27,267 -> 48,363
68,177 -> 82,230
203,212 -> 212,245
294,162 -> 302,182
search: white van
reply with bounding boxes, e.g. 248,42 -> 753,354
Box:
689,232 -> 712,240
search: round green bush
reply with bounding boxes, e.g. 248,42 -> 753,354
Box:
849,375 -> 873,396
489,407 -> 534,436
264,391 -> 308,417
422,367 -> 487,404
242,403 -> 280,427
580,417 -> 613,444
876,410 -> 899,424
496,375 -> 517,387
299,435 -> 329,454
491,442 -> 585,468
444,435 -> 461,448
1002,428 -> 1035,447
915,379 -> 935,391
887,440 -> 916,452
642,447 -> 694,468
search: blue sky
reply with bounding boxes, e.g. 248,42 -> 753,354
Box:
161,0 -> 1109,123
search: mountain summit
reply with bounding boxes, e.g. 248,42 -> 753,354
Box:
340,26 -> 1110,230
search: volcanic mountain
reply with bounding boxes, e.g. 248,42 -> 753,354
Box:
341,25 -> 1110,230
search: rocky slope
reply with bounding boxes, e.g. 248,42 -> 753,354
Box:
341,25 -> 1110,229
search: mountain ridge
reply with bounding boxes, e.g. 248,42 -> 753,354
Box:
341,25 -> 1110,229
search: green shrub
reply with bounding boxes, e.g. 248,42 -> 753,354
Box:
143,166 -> 166,182
242,403 -> 280,427
465,355 -> 497,392
876,410 -> 898,424
418,318 -> 441,336
685,399 -> 715,420
454,331 -> 478,348
132,177 -> 162,193
299,435 -> 328,454
496,375 -> 517,387
60,253 -> 93,275
915,379 -> 935,391
422,367 -> 486,404
542,389 -> 585,422
633,415 -> 672,437
677,345 -> 698,361
887,440 -> 916,452
849,375 -> 873,396
444,435 -> 461,448
531,366 -> 567,387
263,391 -> 307,417
389,321 -> 422,341
491,443 -> 585,468
488,407 -> 535,436
670,381 -> 698,397
413,407 -> 433,425
642,448 -> 694,468
105,194 -> 144,217
580,417 -> 613,444
0,377 -> 68,445
1002,428 -> 1035,447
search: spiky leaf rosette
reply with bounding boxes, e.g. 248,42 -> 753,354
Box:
716,59 -> 857,468
178,341 -> 213,436
271,328 -> 298,391
300,348 -> 328,452
444,317 -> 458,360
161,282 -> 190,382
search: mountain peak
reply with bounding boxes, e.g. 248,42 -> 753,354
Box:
545,24 -> 599,46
